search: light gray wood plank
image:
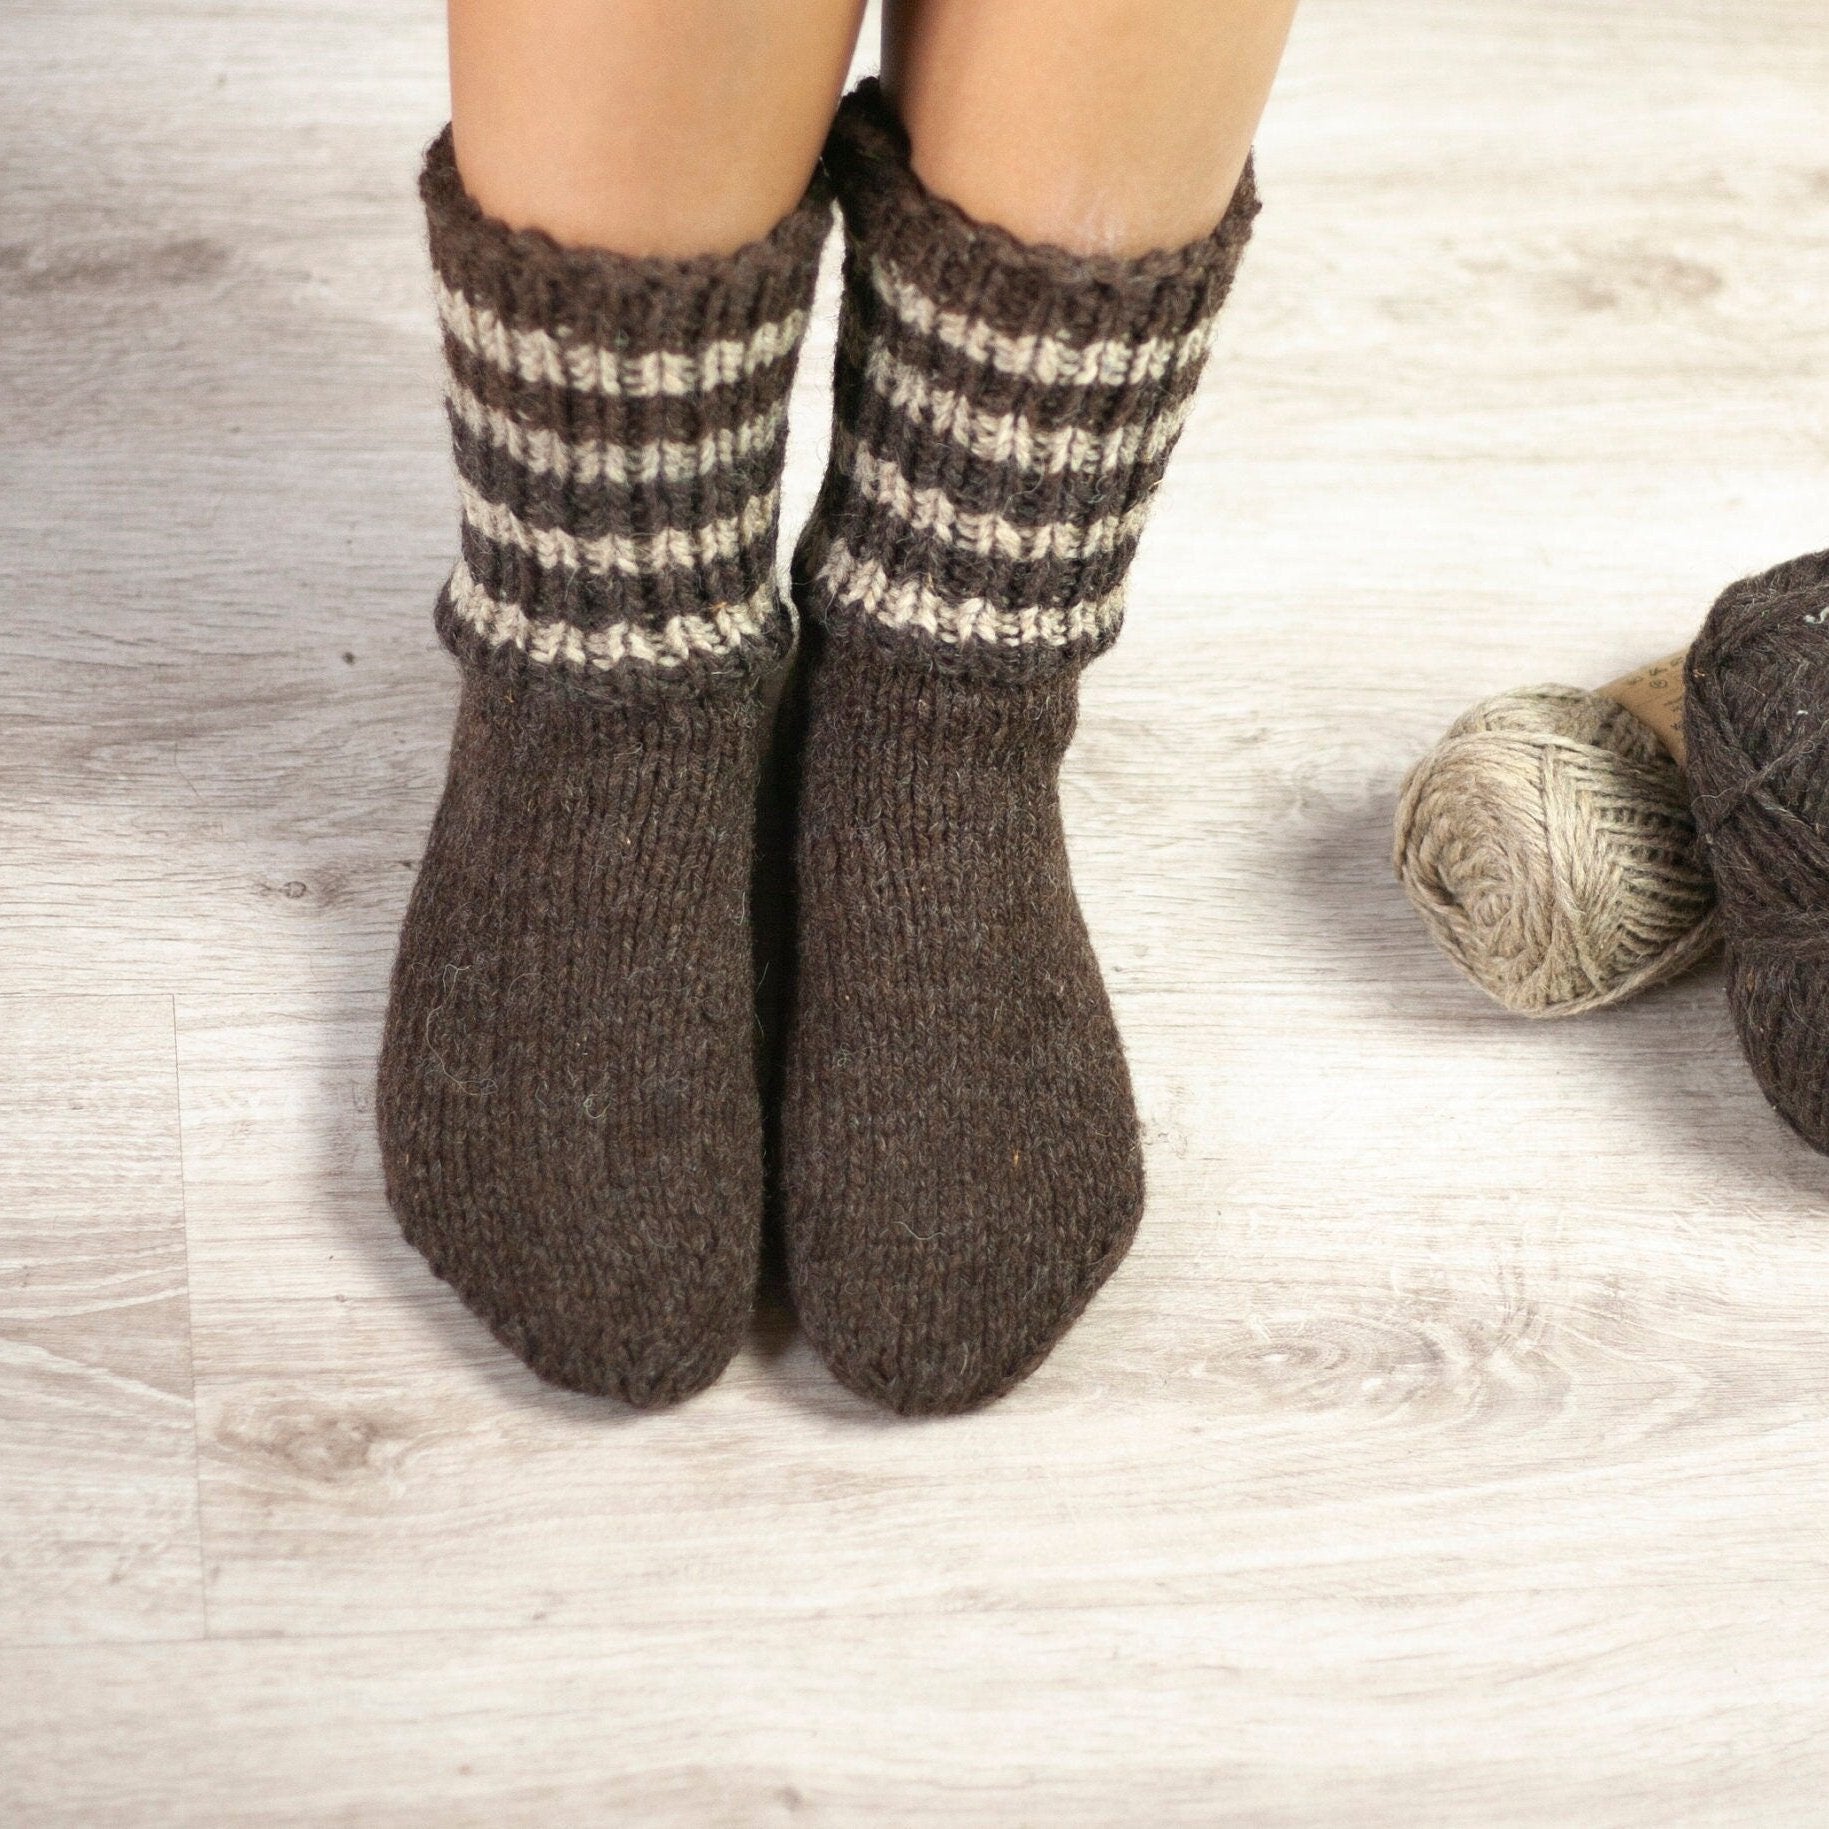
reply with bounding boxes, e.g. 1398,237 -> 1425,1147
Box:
0,998 -> 205,1645
171,891 -> 1829,1648
5,0 -> 1829,1821
5,1603 -> 1827,1829
173,990 -> 1829,1644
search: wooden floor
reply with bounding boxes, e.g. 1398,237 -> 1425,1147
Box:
5,1 -> 1829,1822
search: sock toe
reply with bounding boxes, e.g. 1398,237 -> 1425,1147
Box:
389,1176 -> 752,1406
795,1172 -> 1144,1416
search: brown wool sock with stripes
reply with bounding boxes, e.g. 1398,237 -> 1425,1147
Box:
376,129 -> 829,1404
781,81 -> 1259,1414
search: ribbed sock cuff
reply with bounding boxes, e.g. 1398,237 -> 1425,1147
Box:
794,78 -> 1260,681
421,126 -> 834,697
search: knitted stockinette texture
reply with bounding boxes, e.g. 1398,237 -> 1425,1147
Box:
1685,547 -> 1829,1153
780,81 -> 1259,1413
377,130 -> 830,1403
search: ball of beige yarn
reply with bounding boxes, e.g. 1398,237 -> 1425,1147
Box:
1393,684 -> 1718,1017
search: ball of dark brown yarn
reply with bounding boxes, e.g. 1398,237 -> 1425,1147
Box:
1684,547 -> 1829,1153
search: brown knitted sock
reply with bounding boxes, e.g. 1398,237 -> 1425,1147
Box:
376,129 -> 830,1404
780,81 -> 1259,1414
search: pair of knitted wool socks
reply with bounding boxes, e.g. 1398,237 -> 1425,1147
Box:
378,81 -> 1259,1413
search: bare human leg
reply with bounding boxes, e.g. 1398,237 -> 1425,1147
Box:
449,0 -> 867,256
884,0 -> 1297,255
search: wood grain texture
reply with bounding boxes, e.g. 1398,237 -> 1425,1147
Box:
0,998 -> 205,1646
3,0 -> 1829,1822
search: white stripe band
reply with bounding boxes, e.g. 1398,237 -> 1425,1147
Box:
445,557 -> 783,672
810,533 -> 1127,652
867,255 -> 1216,389
853,334 -> 1196,479
446,375 -> 788,490
458,476 -> 779,579
436,278 -> 808,399
836,430 -> 1153,564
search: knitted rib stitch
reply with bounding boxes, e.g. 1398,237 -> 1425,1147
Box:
377,129 -> 830,1403
420,127 -> 828,691
780,81 -> 1259,1414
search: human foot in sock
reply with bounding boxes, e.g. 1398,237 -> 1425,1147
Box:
376,130 -> 829,1403
780,82 -> 1259,1414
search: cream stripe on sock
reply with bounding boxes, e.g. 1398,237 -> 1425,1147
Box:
810,531 -> 1128,652
444,557 -> 784,671
854,336 -> 1196,479
446,376 -> 789,489
458,477 -> 780,579
836,430 -> 1154,564
437,279 -> 809,399
866,256 -> 1217,389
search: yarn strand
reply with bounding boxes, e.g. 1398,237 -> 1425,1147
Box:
1394,669 -> 1717,1017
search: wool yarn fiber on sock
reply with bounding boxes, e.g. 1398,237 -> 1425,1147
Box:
780,79 -> 1259,1415
377,128 -> 829,1405
1685,547 -> 1829,1152
1394,679 -> 1717,1017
